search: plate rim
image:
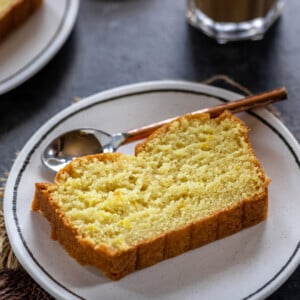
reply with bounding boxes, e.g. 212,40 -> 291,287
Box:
0,0 -> 80,95
4,80 -> 300,300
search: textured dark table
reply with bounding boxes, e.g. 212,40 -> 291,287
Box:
1,0 -> 300,299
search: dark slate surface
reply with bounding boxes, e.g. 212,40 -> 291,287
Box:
1,0 -> 299,299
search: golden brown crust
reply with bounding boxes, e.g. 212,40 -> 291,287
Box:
32,111 -> 269,280
32,184 -> 268,280
0,0 -> 42,41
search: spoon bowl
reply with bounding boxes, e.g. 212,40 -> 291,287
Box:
42,129 -> 128,172
42,87 -> 287,172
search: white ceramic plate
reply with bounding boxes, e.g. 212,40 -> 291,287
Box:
0,0 -> 79,95
4,81 -> 300,300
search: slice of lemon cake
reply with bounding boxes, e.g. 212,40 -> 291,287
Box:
32,111 -> 270,280
0,0 -> 42,41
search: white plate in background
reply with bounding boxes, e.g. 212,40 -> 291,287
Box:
0,0 -> 79,95
4,81 -> 300,299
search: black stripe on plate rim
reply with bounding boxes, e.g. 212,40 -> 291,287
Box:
11,88 -> 300,300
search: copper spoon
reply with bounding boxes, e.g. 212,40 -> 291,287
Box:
42,87 -> 287,172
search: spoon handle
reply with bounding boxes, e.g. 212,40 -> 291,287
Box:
124,87 -> 287,144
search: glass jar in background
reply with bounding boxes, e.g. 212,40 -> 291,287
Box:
186,0 -> 284,43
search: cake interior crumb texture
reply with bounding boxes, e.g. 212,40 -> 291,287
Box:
32,111 -> 270,279
48,112 -> 268,250
0,1 -> 10,11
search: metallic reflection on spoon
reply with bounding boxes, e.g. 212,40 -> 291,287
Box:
42,129 -> 128,172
